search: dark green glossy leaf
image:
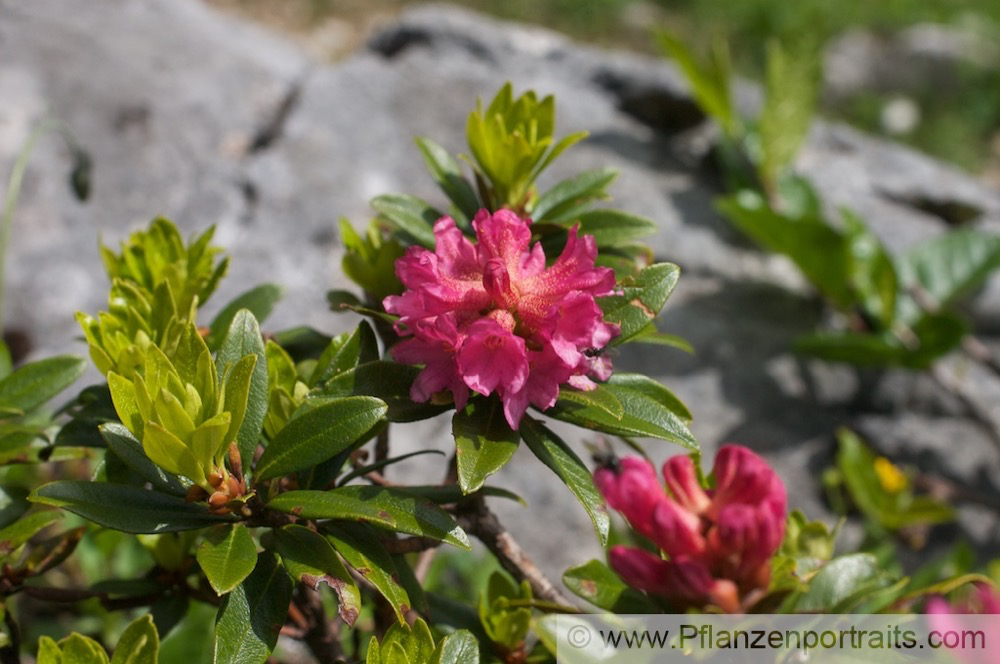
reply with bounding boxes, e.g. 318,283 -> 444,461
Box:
453,399 -> 520,494
206,284 -> 283,349
599,263 -> 680,345
255,396 -> 387,481
562,209 -> 658,247
898,228 -> 1000,312
269,326 -> 333,361
548,376 -> 698,450
843,210 -> 897,328
319,361 -> 449,422
326,290 -> 363,314
520,417 -> 609,544
717,191 -> 853,309
607,373 -> 692,423
326,523 -> 410,624
532,169 -> 617,223
30,481 -> 230,533
100,423 -> 189,497
0,355 -> 86,413
416,137 -> 480,222
432,631 -> 480,664
371,194 -> 440,248
268,486 -> 470,549
309,322 -> 378,387
794,553 -> 891,612
273,524 -> 361,626
197,524 -> 258,595
563,559 -> 659,612
216,310 -> 268,469
213,552 -> 292,664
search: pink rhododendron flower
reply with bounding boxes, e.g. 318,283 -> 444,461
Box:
925,584 -> 1000,664
594,445 -> 787,613
384,209 -> 617,428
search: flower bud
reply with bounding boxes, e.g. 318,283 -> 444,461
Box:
595,457 -> 664,540
662,454 -> 711,514
608,546 -> 670,595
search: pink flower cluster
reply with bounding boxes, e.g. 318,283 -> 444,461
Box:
926,584 -> 1000,664
595,446 -> 787,613
384,209 -> 618,428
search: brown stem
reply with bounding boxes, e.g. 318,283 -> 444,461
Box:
962,335 -> 1000,381
456,496 -> 572,606
374,427 -> 390,465
294,587 -> 344,664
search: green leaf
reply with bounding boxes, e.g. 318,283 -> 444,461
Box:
415,137 -> 480,222
215,310 -> 268,470
213,552 -> 292,664
607,373 -> 692,423
309,322 -> 378,387
628,324 -> 694,353
532,168 -> 617,223
206,284 -> 283,350
30,481 -> 230,533
717,191 -> 853,308
371,194 -> 440,248
326,523 -> 410,624
795,311 -> 966,369
548,375 -> 698,450
520,417 -> 609,545
452,399 -> 520,494
794,553 -> 891,612
319,362 -> 449,422
0,486 -> 29,529
563,559 -> 659,612
100,423 -> 189,497
432,631 -> 480,664
254,396 -> 387,481
0,355 -> 86,413
273,524 -> 361,626
0,510 -> 61,558
657,32 -> 736,136
898,228 -> 1000,313
59,633 -> 111,664
0,340 -> 11,380
599,263 -> 680,344
110,614 -> 160,664
401,485 -> 524,505
268,487 -> 470,549
197,524 -> 258,595
843,210 -> 897,328
561,209 -> 658,247
758,40 -> 819,188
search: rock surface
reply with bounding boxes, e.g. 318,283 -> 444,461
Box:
1,0 -> 999,588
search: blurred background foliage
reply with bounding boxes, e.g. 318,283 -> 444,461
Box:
203,0 -> 1000,179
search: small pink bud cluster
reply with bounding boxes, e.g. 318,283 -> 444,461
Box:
384,209 -> 618,429
926,584 -> 1000,664
595,445 -> 787,613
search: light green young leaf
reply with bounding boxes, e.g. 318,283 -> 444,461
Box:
110,614 -> 160,664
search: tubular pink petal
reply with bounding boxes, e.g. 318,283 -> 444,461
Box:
662,455 -> 712,515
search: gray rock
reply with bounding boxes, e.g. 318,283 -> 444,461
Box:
1,0 -> 998,592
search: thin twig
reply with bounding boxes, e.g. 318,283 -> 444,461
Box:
962,335 -> 1000,381
294,587 -> 344,664
374,427 -> 390,465
456,496 -> 572,606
